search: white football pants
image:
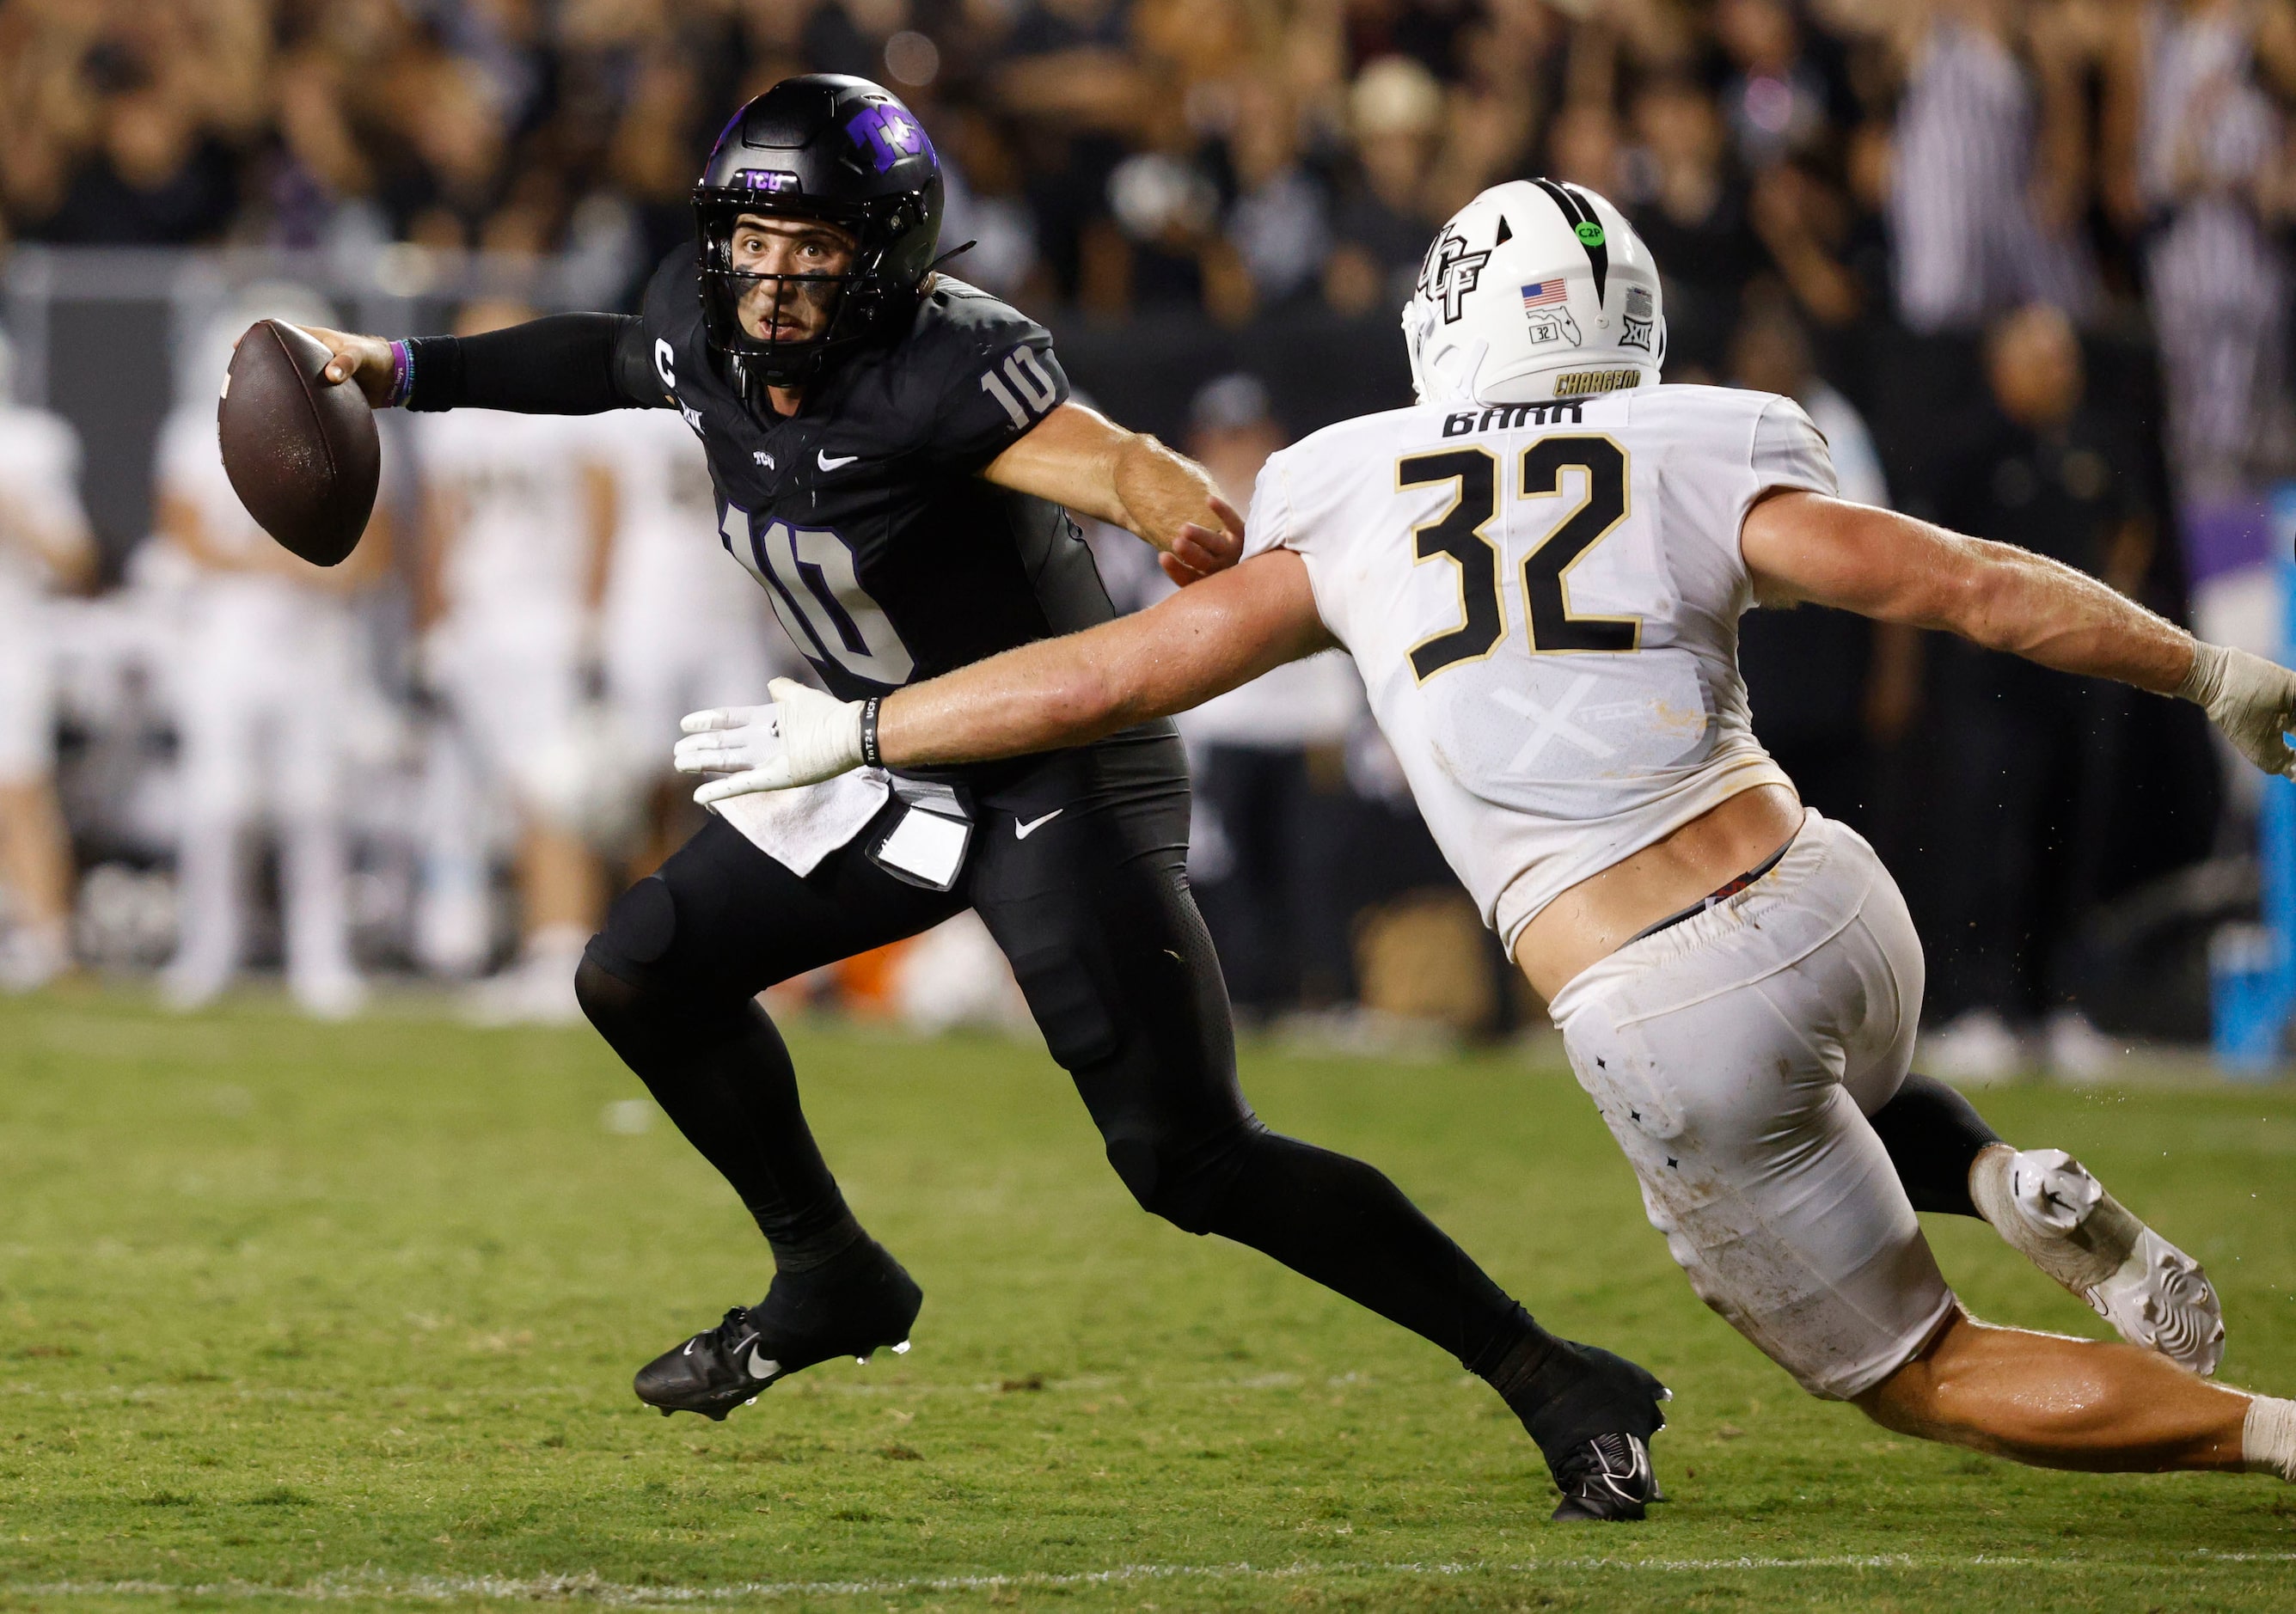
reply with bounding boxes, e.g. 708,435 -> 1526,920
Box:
166,578 -> 362,1002
1546,809 -> 1956,1401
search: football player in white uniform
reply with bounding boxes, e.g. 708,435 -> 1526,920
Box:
594,405 -> 787,871
156,295 -> 389,1018
415,300 -> 615,1020
683,181 -> 2296,1502
0,331 -> 97,990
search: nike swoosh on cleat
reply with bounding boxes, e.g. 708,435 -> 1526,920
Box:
746,1345 -> 780,1380
1014,809 -> 1062,839
817,451 -> 858,470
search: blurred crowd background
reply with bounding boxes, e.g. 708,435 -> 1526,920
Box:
3,0 -> 2295,1079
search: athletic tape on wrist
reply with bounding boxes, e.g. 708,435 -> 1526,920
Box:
860,696 -> 883,768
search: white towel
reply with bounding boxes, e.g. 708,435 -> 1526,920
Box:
709,768 -> 892,876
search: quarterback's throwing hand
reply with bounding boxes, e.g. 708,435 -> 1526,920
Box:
2180,641 -> 2296,778
675,679 -> 866,804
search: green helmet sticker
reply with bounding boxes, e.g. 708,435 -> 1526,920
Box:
1575,221 -> 1607,247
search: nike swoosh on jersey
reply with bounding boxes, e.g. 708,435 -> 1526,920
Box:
1014,809 -> 1063,839
817,451 -> 859,470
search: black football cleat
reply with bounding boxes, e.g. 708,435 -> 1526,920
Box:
634,1238 -> 923,1421
1506,1338 -> 1670,1523
1550,1431 -> 1663,1522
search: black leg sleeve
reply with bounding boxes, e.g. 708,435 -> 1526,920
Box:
577,962 -> 863,1268
1867,1072 -> 2005,1218
1203,1126 -> 1544,1372
580,813 -> 963,1270
966,735 -> 1542,1374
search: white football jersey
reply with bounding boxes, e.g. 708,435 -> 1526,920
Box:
595,407 -> 757,629
1241,384 -> 1835,946
419,412 -> 607,619
156,406 -> 272,565
0,406 -> 87,592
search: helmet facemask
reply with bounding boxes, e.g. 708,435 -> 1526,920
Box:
695,197 -> 918,386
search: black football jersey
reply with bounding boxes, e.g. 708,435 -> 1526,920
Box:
634,252 -> 1117,702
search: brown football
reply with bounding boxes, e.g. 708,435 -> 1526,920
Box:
217,319 -> 380,567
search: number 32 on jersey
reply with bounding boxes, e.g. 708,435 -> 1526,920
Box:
1401,435 -> 1639,682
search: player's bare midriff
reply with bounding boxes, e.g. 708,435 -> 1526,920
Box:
1513,781 -> 1805,1001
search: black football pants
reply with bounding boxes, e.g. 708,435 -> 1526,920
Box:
578,731 -> 1536,1374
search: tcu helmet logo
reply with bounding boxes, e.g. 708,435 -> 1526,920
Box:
1417,228 -> 1491,323
846,105 -> 933,174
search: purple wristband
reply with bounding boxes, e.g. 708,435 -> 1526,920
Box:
386,339 -> 413,408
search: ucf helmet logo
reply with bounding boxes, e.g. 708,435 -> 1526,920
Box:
1417,228 -> 1491,323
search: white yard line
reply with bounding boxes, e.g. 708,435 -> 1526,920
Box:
11,1551 -> 2296,1605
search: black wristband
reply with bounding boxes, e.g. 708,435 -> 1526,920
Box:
401,335 -> 464,413
860,696 -> 883,768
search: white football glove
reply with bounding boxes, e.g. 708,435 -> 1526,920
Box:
673,678 -> 866,805
2178,641 -> 2296,778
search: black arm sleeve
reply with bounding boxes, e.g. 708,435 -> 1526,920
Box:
403,314 -> 665,414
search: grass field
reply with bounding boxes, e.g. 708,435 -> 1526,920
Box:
3,988 -> 2295,1612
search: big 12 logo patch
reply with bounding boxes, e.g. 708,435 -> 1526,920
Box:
1619,284 -> 1656,352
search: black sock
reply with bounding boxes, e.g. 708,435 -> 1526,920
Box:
576,959 -> 866,1271
1868,1072 -> 2004,1218
1478,1325 -> 1665,1464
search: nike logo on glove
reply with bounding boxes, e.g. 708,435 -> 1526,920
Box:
818,451 -> 858,470
1014,809 -> 1063,839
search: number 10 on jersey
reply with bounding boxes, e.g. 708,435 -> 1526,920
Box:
719,501 -> 915,684
1401,435 -> 1640,682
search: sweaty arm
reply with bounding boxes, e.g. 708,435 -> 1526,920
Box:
1742,489 -> 2296,774
672,551 -> 1333,798
981,400 -> 1243,584
300,316 -> 664,413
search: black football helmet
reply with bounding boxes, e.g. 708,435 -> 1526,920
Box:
692,75 -> 945,385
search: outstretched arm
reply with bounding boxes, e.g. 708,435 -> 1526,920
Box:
881,548 -> 1332,763
673,550 -> 1335,798
1742,489 -> 2296,773
295,315 -> 664,414
982,400 -> 1243,584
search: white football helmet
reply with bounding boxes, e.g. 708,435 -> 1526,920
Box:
1404,179 -> 1665,407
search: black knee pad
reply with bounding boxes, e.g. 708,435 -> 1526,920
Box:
591,875 -> 679,977
1103,1129 -> 1251,1236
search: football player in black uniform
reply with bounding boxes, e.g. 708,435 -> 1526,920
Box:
303,75 -> 1669,1520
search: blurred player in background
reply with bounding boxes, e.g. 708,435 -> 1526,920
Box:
414,299 -> 615,1023
0,330 -> 97,991
1172,374 -> 1363,1017
1921,304 -> 2152,1083
595,406 -> 786,875
155,290 -> 389,1018
1726,294 -> 1895,831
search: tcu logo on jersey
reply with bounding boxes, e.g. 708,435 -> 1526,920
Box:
1417,228 -> 1491,323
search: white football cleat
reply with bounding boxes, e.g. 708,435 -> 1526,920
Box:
1971,1146 -> 2225,1375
